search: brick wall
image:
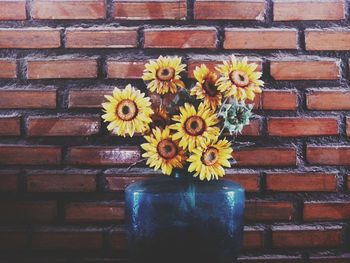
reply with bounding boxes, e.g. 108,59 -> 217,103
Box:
0,0 -> 350,262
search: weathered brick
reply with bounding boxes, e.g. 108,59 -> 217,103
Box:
27,116 -> 100,136
260,90 -> 298,111
235,147 -> 297,167
113,1 -> 187,20
0,59 -> 17,78
32,0 -> 106,20
304,201 -> 350,221
307,90 -> 350,110
144,28 -> 217,49
32,228 -> 103,249
110,229 -> 126,250
270,59 -> 340,80
0,89 -> 56,109
68,89 -> 110,108
107,60 -> 145,79
224,28 -> 297,50
65,202 -> 124,222
267,117 -> 338,137
307,145 -> 350,165
0,116 -> 20,136
243,226 -> 264,249
27,58 -> 98,79
0,229 -> 28,249
266,172 -> 337,192
273,0 -> 345,21
0,0 -> 26,20
240,119 -> 261,137
187,58 -> 263,78
27,170 -> 97,192
0,145 -> 61,165
0,170 -> 18,192
65,27 -> 138,48
306,29 -> 350,51
0,28 -> 61,48
272,225 -> 343,248
225,172 -> 260,192
0,201 -> 57,222
68,146 -> 141,166
194,0 -> 265,20
245,201 -> 294,221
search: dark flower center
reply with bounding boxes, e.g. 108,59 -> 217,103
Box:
230,70 -> 249,88
184,116 -> 206,136
156,67 -> 175,81
116,99 -> 138,121
202,147 -> 219,166
157,139 -> 178,159
203,74 -> 219,97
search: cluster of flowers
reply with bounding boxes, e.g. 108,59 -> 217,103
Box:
102,55 -> 264,181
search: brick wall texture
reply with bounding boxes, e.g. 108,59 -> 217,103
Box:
0,0 -> 350,262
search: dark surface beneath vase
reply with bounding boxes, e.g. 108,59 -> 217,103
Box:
125,175 -> 245,263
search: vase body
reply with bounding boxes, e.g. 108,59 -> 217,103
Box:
125,174 -> 245,263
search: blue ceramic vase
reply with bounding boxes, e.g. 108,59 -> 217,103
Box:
125,172 -> 245,263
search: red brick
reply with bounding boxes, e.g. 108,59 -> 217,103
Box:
272,225 -> 343,248
225,172 -> 260,192
238,255 -> 303,263
346,118 -> 350,137
224,28 -> 297,50
235,147 -> 297,167
307,90 -> 350,110
0,59 -> 17,78
306,29 -> 350,51
309,254 -> 350,263
32,0 -> 106,20
304,201 -> 350,221
0,28 -> 61,48
273,0 -> 345,21
0,116 -> 20,136
260,90 -> 298,111
188,58 -> 262,78
0,0 -> 26,20
113,1 -> 187,20
0,89 -> 56,109
0,170 -> 18,192
32,228 -> 103,249
194,0 -> 265,20
267,117 -> 338,137
68,89 -> 110,108
27,170 -> 97,192
239,119 -> 261,137
144,28 -> 217,49
266,172 -> 337,192
105,175 -> 155,192
0,201 -> 57,222
0,145 -> 61,165
65,27 -> 138,48
243,227 -> 264,249
65,202 -> 124,222
110,229 -> 126,250
107,60 -> 145,79
27,116 -> 100,136
68,146 -> 141,166
27,58 -> 98,79
0,229 -> 28,249
270,59 -> 340,80
245,200 -> 294,221
307,145 -> 350,165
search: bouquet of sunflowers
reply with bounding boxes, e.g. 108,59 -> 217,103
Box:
102,55 -> 263,181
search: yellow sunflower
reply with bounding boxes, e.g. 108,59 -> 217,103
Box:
190,64 -> 222,110
150,106 -> 170,130
142,55 -> 186,94
169,103 -> 219,152
188,138 -> 233,181
141,127 -> 187,175
102,84 -> 153,137
216,55 -> 264,101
